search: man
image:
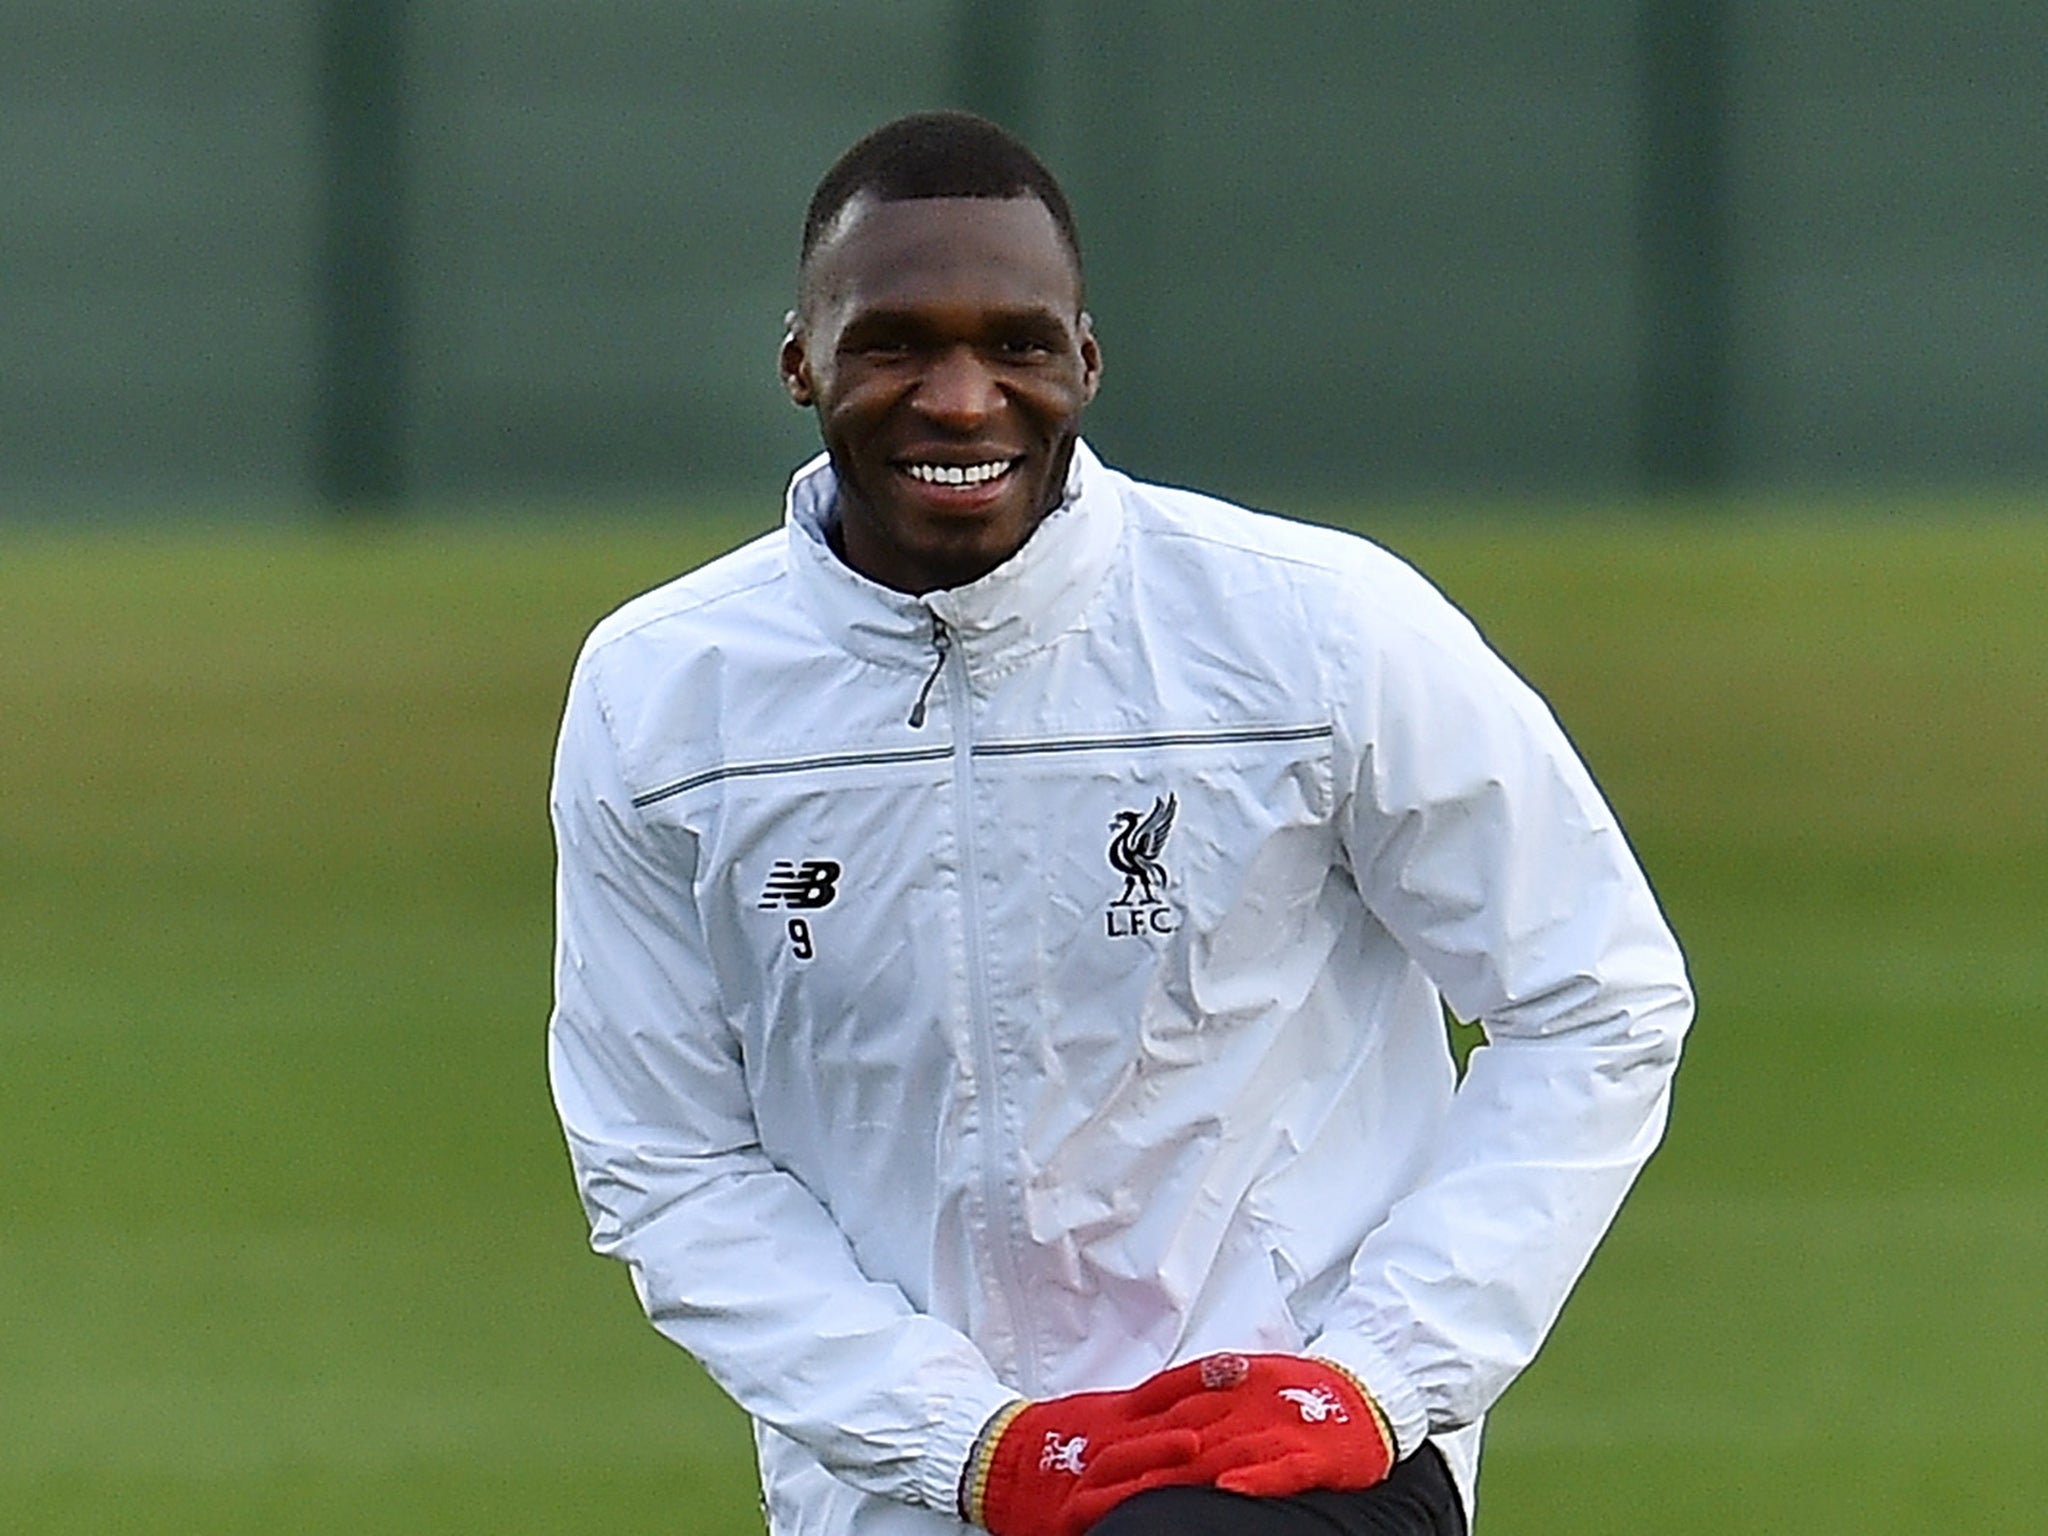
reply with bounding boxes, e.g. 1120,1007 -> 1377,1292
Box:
548,112 -> 1692,1536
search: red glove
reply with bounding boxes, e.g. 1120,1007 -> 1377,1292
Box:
1138,1352 -> 1397,1498
962,1376 -> 1209,1536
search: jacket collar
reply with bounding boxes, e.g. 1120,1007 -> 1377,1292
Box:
783,440 -> 1122,673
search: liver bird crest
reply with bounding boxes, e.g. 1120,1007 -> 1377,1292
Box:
1108,792 -> 1177,907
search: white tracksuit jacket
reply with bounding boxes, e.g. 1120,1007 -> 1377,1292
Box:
548,443 -> 1693,1534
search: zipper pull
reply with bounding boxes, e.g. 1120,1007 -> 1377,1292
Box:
908,613 -> 951,728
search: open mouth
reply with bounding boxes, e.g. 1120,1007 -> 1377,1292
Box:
897,458 -> 1018,489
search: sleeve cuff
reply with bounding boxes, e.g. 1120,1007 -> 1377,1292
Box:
918,1379 -> 1029,1518
1306,1330 -> 1431,1461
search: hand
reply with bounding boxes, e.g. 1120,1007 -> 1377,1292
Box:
961,1353 -> 1396,1535
1136,1352 -> 1397,1499
962,1376 -> 1209,1536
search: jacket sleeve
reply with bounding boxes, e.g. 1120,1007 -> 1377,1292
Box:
1307,576 -> 1694,1456
545,649 -> 1016,1514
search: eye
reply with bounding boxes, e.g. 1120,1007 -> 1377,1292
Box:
836,321 -> 920,362
995,335 -> 1056,361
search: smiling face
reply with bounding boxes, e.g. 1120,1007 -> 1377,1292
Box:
781,194 -> 1102,594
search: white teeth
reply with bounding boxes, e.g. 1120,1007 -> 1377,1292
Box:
905,460 -> 1010,486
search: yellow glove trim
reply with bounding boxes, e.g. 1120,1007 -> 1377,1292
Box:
960,1398 -> 1031,1526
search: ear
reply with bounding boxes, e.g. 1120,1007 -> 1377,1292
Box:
779,310 -> 815,408
1077,311 -> 1103,406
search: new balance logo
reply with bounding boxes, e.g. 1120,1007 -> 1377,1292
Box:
1278,1386 -> 1349,1424
758,859 -> 842,910
1039,1432 -> 1089,1476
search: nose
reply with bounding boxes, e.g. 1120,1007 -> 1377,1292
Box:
912,344 -> 1003,428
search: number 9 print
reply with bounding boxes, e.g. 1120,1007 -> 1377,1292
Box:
759,858 -> 840,961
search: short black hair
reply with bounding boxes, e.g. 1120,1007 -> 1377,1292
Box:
801,111 -> 1083,275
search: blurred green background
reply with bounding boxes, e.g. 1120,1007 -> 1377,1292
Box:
4,509 -> 2042,1532
7,2 -> 2046,511
6,3 -> 2047,1532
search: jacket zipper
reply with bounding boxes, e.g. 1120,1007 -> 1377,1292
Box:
937,622 -> 1041,1389
907,612 -> 950,728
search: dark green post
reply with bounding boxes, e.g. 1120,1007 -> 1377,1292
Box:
1063,1 -> 1163,471
954,0 -> 1039,137
316,0 -> 408,510
1638,0 -> 1731,494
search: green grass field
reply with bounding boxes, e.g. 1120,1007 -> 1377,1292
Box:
3,505 -> 2043,1533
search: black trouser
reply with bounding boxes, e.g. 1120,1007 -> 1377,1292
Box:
1084,1446 -> 1465,1536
